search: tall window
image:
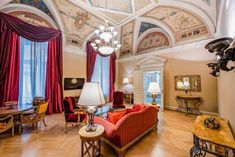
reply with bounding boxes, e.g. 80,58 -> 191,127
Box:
92,55 -> 110,100
19,37 -> 48,105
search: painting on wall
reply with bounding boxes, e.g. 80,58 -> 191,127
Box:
8,11 -> 53,28
139,22 -> 158,36
120,21 -> 135,57
144,6 -> 210,43
54,0 -> 104,48
137,31 -> 170,53
11,0 -> 55,20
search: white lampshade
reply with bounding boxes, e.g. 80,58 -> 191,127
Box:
78,82 -> 105,106
148,82 -> 161,94
123,78 -> 129,84
183,81 -> 190,88
177,82 -> 184,88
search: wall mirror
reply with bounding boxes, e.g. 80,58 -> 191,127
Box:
174,75 -> 201,92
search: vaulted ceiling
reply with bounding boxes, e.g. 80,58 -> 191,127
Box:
0,0 -> 217,57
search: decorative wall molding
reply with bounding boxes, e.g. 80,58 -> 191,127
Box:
117,38 -> 215,63
134,55 -> 166,110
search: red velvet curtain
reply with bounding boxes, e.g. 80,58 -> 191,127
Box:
45,36 -> 63,114
0,30 -> 20,106
109,53 -> 116,101
86,41 -> 97,82
0,12 -> 63,113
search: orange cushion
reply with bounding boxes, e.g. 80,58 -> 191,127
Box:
133,104 -> 146,110
108,110 -> 127,124
127,105 -> 141,114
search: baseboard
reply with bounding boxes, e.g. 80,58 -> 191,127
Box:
164,105 -> 218,116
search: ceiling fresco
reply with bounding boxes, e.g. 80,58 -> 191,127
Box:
134,0 -> 152,12
1,0 -> 216,56
137,31 -> 170,53
84,0 -> 152,24
202,0 -> 211,6
53,0 -> 104,47
144,6 -> 210,43
9,11 -> 53,28
139,22 -> 158,37
100,11 -> 128,23
120,21 -> 135,57
89,0 -> 132,13
11,0 -> 55,20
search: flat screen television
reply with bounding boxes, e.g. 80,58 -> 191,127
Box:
64,78 -> 85,90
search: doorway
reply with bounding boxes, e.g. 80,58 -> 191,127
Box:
143,70 -> 162,107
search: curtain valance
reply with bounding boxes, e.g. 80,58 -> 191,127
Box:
0,12 -> 61,42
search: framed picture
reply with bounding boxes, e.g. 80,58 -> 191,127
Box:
174,75 -> 201,92
64,78 -> 85,90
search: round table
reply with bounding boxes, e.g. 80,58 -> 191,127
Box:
79,125 -> 104,157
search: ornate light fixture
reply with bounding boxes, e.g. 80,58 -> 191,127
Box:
90,0 -> 121,56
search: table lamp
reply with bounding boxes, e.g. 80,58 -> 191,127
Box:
78,82 -> 105,132
183,81 -> 190,94
148,82 -> 161,105
123,78 -> 129,92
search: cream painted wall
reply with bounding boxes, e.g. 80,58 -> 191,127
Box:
217,0 -> 235,132
117,50 -> 218,113
63,53 -> 86,97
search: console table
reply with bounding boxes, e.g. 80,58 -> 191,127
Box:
190,115 -> 235,157
176,95 -> 202,115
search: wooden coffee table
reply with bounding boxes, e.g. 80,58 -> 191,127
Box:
79,125 -> 104,157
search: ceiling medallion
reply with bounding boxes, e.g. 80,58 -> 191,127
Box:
75,12 -> 89,30
90,0 -> 121,56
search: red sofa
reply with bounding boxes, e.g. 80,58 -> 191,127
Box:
94,105 -> 158,157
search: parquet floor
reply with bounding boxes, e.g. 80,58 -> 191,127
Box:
0,110 -> 213,157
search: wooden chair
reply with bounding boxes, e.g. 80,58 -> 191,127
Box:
0,115 -> 14,136
63,98 -> 87,134
19,101 -> 49,133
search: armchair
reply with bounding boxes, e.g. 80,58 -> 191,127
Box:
19,101 -> 49,133
0,115 -> 14,136
113,91 -> 125,108
63,98 -> 87,134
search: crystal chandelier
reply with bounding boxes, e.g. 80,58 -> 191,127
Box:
90,0 -> 121,56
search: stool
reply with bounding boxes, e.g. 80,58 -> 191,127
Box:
79,125 -> 104,157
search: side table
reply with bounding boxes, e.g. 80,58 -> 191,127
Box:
79,125 -> 104,157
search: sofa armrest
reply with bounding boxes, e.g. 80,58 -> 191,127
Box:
94,116 -> 117,138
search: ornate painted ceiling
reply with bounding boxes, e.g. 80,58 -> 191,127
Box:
0,0 -> 217,57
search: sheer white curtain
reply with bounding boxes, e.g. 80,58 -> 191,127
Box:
19,37 -> 48,105
92,55 -> 110,100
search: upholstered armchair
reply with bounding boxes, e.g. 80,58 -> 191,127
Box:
0,115 -> 14,136
19,101 -> 49,133
65,96 -> 80,110
113,91 -> 125,108
63,98 -> 87,134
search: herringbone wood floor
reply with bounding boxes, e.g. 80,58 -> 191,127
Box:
0,110 -> 214,157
